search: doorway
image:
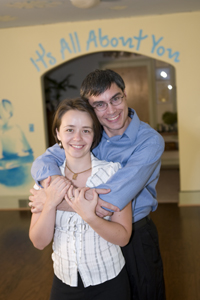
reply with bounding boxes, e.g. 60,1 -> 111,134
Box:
43,51 -> 179,202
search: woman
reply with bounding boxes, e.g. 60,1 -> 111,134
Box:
29,98 -> 132,300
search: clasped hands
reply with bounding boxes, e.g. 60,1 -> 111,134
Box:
29,175 -> 119,218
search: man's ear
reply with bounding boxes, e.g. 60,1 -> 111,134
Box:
124,90 -> 127,98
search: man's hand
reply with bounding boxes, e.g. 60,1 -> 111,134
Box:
85,188 -> 120,218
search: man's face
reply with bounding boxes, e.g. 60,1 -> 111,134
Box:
88,83 -> 131,137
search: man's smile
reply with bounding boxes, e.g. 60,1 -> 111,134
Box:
106,113 -> 121,122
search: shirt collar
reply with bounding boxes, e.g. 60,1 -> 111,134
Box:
102,108 -> 140,142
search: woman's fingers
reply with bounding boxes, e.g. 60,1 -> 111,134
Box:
74,187 -> 90,201
50,177 -> 69,192
66,187 -> 91,206
92,189 -> 98,201
68,185 -> 75,201
43,176 -> 51,189
74,187 -> 81,198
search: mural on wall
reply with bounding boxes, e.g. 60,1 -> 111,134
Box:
0,99 -> 34,187
30,29 -> 180,72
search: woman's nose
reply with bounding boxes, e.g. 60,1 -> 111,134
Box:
73,131 -> 81,140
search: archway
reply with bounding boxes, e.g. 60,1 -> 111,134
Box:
42,50 -> 179,203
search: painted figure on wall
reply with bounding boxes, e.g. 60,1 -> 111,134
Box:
0,99 -> 34,186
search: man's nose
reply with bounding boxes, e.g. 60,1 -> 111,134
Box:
106,103 -> 116,114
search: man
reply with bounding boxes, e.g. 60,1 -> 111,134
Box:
30,69 -> 166,299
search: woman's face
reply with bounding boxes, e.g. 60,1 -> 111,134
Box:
56,109 -> 94,160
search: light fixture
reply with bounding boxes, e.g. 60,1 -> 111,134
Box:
160,71 -> 168,78
70,0 -> 100,9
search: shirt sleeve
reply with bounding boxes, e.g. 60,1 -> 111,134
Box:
31,143 -> 65,185
97,136 -> 165,210
86,160 -> 121,188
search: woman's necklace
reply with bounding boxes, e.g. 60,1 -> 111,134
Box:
65,162 -> 92,180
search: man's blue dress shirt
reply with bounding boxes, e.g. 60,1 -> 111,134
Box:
31,109 -> 164,223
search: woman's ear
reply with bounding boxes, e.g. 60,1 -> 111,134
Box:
56,128 -> 60,142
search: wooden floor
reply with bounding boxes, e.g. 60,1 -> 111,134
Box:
0,204 -> 200,300
156,168 -> 180,203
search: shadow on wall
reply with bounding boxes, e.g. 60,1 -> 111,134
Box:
0,99 -> 34,186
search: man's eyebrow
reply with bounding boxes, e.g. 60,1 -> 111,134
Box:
93,92 -> 122,103
110,92 -> 122,100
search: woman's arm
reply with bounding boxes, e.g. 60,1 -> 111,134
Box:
66,187 -> 132,247
29,177 -> 70,250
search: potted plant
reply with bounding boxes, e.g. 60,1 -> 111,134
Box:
162,111 -> 177,132
45,73 -> 77,112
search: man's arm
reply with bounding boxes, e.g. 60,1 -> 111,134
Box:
95,139 -> 165,210
31,137 -> 164,214
31,144 -> 65,185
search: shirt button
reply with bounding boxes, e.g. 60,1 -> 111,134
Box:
107,140 -> 109,143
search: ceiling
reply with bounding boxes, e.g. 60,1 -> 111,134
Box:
0,0 -> 200,30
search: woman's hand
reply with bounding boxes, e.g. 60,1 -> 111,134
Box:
29,175 -> 71,213
29,176 -> 71,250
29,187 -> 47,213
45,176 -> 71,209
65,186 -> 98,223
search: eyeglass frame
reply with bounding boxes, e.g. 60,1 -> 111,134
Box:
91,93 -> 125,112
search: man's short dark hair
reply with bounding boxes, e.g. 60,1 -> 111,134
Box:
80,69 -> 125,100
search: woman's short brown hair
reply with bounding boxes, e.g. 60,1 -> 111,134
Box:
52,97 -> 102,150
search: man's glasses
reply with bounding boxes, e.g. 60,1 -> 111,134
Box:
92,95 -> 124,111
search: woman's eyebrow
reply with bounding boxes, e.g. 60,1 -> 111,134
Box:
63,124 -> 75,128
63,125 -> 92,129
82,126 -> 93,129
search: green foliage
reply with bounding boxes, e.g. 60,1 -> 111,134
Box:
45,74 -> 77,111
162,111 -> 177,125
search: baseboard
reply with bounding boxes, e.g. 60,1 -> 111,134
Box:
0,196 -> 30,210
179,191 -> 200,206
